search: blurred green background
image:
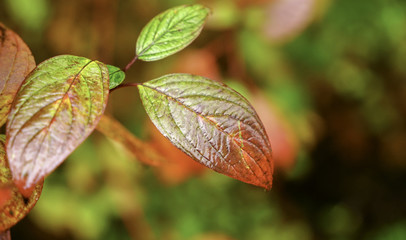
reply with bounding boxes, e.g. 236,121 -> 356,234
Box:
1,0 -> 406,239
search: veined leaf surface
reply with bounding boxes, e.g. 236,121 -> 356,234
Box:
138,74 -> 273,189
0,23 -> 36,127
0,135 -> 43,231
6,55 -> 109,193
136,4 -> 210,61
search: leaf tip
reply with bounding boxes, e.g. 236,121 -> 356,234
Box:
263,179 -> 273,191
192,3 -> 212,15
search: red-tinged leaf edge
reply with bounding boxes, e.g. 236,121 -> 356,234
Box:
0,23 -> 36,127
138,74 -> 274,189
0,135 -> 43,231
0,187 -> 12,210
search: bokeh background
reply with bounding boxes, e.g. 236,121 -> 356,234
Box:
1,0 -> 406,239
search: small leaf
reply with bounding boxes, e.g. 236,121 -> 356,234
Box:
6,55 -> 109,193
107,64 -> 125,89
136,4 -> 210,61
138,74 -> 273,189
0,23 -> 36,127
0,135 -> 43,232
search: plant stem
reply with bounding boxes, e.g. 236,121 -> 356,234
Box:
123,55 -> 138,72
96,114 -> 166,166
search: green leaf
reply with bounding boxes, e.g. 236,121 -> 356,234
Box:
136,4 -> 210,61
6,55 -> 109,193
0,135 -> 43,231
107,64 -> 125,89
0,23 -> 36,127
138,74 -> 273,189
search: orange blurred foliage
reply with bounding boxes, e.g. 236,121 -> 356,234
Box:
251,91 -> 299,171
263,0 -> 317,42
173,49 -> 221,81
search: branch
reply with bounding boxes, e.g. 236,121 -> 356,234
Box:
96,114 -> 166,166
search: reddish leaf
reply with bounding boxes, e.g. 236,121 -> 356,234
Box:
0,23 -> 36,127
6,55 -> 109,195
0,135 -> 43,232
138,74 -> 273,189
0,188 -> 12,210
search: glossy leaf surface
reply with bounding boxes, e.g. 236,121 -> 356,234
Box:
138,74 -> 273,189
0,23 -> 36,127
0,135 -> 43,231
107,64 -> 125,89
6,55 -> 109,193
136,4 -> 210,61
148,121 -> 206,185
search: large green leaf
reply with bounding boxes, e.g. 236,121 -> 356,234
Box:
0,23 -> 36,127
136,4 -> 210,61
6,55 -> 109,194
0,135 -> 43,231
138,74 -> 273,189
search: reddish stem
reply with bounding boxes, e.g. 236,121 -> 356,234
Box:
123,55 -> 138,72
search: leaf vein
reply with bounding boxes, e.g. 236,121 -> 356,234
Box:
142,84 -> 262,166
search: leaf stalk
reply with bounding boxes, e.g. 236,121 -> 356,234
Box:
123,55 -> 138,72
